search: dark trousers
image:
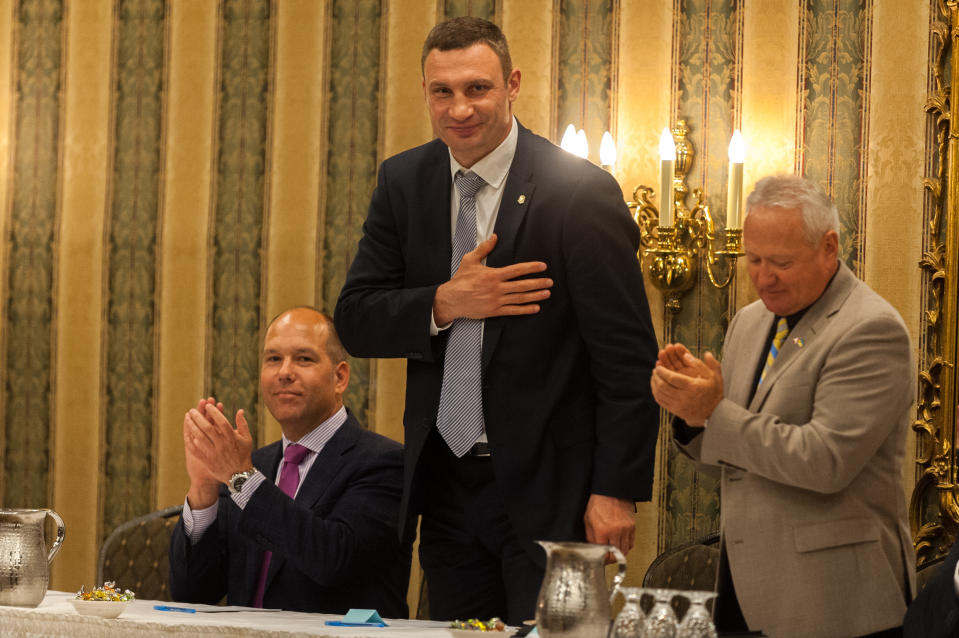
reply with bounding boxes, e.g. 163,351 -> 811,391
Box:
418,430 -> 544,626
714,543 -> 750,633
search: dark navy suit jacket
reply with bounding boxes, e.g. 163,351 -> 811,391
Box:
334,122 -> 659,556
169,411 -> 412,617
904,540 -> 959,638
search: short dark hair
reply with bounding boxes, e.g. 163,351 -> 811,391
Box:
421,16 -> 512,82
264,306 -> 348,365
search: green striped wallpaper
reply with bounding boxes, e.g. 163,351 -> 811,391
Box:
323,0 -> 381,426
555,0 -> 614,156
3,0 -> 62,509
210,0 -> 271,442
662,0 -> 740,547
798,0 -> 869,273
102,0 -> 166,535
445,0 -> 495,20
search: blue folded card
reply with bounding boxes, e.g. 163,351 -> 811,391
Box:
324,608 -> 387,627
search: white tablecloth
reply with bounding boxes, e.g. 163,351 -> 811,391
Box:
0,591 -> 462,637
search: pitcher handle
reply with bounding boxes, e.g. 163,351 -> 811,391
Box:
45,510 -> 66,563
608,545 -> 627,604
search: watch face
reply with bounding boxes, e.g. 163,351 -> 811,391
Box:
230,471 -> 252,493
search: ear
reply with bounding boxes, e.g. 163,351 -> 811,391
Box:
507,67 -> 521,103
821,229 -> 839,258
333,360 -> 350,396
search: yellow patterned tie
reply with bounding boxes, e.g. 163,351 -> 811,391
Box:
759,317 -> 789,385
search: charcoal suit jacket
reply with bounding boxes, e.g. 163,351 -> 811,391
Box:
169,411 -> 412,617
333,121 -> 659,555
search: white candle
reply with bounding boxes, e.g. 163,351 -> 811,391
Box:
659,128 -> 676,226
727,130 -> 745,228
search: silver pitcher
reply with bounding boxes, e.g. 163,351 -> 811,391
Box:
0,509 -> 65,607
534,541 -> 627,638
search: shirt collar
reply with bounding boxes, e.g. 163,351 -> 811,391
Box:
281,405 -> 347,455
448,115 -> 518,190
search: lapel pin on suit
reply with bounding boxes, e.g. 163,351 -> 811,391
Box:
517,194 -> 526,204
793,337 -> 804,348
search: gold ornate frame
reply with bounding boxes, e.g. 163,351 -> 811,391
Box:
910,0 -> 959,566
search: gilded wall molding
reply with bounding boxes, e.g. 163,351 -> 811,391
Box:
910,0 -> 959,566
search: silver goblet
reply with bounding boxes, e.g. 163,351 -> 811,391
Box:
610,586 -> 647,638
644,588 -> 678,638
676,590 -> 717,638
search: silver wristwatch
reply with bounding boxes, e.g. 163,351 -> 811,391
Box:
228,469 -> 257,494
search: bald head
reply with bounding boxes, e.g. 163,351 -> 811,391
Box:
265,307 -> 348,365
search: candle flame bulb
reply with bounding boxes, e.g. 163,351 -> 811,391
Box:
659,127 -> 676,161
599,131 -> 616,167
560,124 -> 577,153
728,129 -> 745,163
574,129 -> 589,159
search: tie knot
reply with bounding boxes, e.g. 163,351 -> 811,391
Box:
284,443 -> 310,465
455,171 -> 485,199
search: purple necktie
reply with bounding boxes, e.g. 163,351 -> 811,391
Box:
251,443 -> 311,607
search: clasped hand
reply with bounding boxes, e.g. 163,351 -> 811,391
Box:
433,234 -> 553,326
183,397 -> 254,508
650,343 -> 724,426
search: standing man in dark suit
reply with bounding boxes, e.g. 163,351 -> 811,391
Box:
334,17 -> 659,625
169,307 -> 411,617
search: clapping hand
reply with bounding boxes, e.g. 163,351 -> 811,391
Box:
650,344 -> 724,426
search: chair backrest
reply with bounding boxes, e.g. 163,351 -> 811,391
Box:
643,531 -> 720,591
97,505 -> 183,601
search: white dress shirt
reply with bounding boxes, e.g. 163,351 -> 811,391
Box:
429,115 -> 519,335
182,406 -> 348,543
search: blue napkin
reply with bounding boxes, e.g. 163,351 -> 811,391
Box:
324,608 -> 387,627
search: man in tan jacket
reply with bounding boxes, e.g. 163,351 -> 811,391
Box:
651,175 -> 914,637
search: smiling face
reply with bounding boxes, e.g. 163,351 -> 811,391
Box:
743,205 -> 839,316
422,42 -> 520,168
259,308 -> 349,441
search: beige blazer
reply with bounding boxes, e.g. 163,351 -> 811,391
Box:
677,263 -> 916,637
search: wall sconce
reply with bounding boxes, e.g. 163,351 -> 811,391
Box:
559,120 -> 745,314
628,120 -> 745,314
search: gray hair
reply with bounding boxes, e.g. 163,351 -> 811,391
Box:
744,175 -> 840,245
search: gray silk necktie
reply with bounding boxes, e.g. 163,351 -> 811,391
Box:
436,171 -> 487,457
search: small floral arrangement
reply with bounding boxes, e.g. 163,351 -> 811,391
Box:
449,617 -> 506,631
75,581 -> 135,602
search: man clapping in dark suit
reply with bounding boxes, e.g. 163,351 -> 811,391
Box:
169,307 -> 411,617
334,17 -> 659,625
